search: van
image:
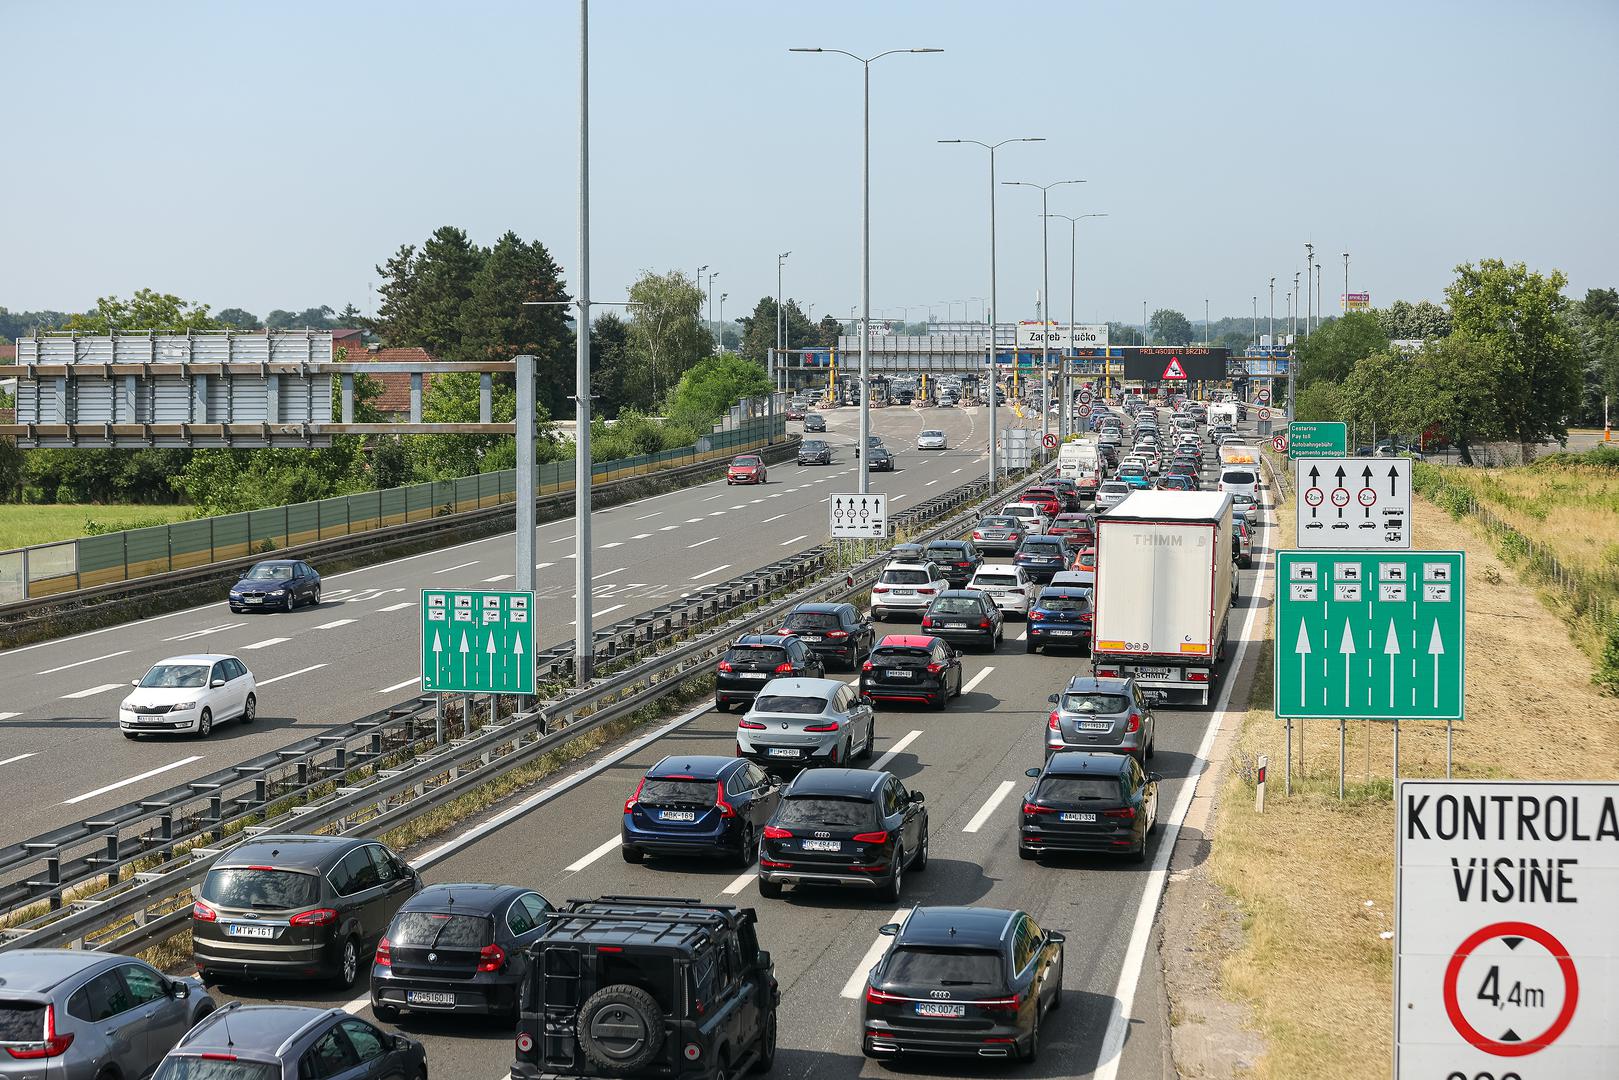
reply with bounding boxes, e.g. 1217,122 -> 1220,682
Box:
1218,466 -> 1258,501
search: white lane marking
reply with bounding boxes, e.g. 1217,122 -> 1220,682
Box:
602,542 -> 624,549
62,683 -> 124,699
432,560 -> 479,574
686,517 -> 706,524
780,534 -> 808,546
0,753 -> 37,767
962,780 -> 1018,833
377,676 -> 421,694
164,622 -> 245,643
0,713 -> 18,722
702,493 -> 729,501
762,513 -> 787,523
840,909 -> 910,998
1016,629 -> 1028,641
37,649 -> 131,675
378,602 -> 416,612
549,535 -> 573,544
241,637 -> 288,650
722,869 -> 755,896
708,511 -> 727,517
960,665 -> 995,695
952,468 -> 963,474
482,574 -> 514,583
314,619 -> 355,630
626,583 -> 646,589
631,533 -> 652,540
257,663 -> 328,687
1091,492 -> 1273,1080
688,537 -> 717,549
659,525 -> 681,531
635,511 -> 664,520
65,755 -> 205,805
593,568 -> 624,580
892,493 -> 907,502
872,729 -> 922,771
535,562 -> 555,570
690,564 -> 731,581
592,605 -> 625,619
564,835 -> 621,872
924,479 -> 938,486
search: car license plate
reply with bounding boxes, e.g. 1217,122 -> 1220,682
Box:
1060,812 -> 1097,823
767,747 -> 800,758
1133,667 -> 1173,680
915,1002 -> 966,1018
798,635 -> 822,642
1078,720 -> 1112,731
740,672 -> 768,680
245,597 -> 262,604
659,811 -> 697,821
888,670 -> 914,679
801,839 -> 841,852
890,589 -> 913,596
1048,629 -> 1074,636
406,991 -> 456,1006
228,924 -> 275,939
946,622 -> 967,629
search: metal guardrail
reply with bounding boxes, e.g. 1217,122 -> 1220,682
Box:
0,461 -> 1051,955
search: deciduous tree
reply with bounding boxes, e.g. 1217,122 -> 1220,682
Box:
1293,311 -> 1387,387
628,270 -> 710,403
1149,308 -> 1194,346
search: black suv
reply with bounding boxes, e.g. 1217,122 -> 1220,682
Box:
770,602 -> 874,670
715,635 -> 825,712
512,896 -> 778,1080
758,768 -> 927,901
797,439 -> 832,465
192,834 -> 420,988
920,539 -> 982,588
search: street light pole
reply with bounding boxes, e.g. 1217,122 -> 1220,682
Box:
1205,298 -> 1210,346
574,0 -> 594,685
1268,276 -> 1275,347
939,137 -> 1043,488
718,293 -> 727,354
795,46 -> 942,494
707,272 -> 718,355
1003,178 -> 1083,455
1343,251 -> 1350,318
1316,264 -> 1323,330
1304,243 -> 1314,336
1252,296 -> 1258,348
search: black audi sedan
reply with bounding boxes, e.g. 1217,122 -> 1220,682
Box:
715,634 -> 825,712
228,559 -> 321,612
860,635 -> 963,710
1019,751 -> 1160,863
861,905 -> 1065,1062
621,755 -> 782,866
771,602 -> 874,669
370,882 -> 551,1021
758,768 -> 927,901
919,590 -> 1003,651
868,446 -> 895,471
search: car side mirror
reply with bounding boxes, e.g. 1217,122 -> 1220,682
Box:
860,694 -> 874,707
755,949 -> 772,969
1025,767 -> 1042,778
131,679 -> 141,687
170,980 -> 190,1000
909,790 -> 925,803
210,679 -> 226,688
1047,693 -> 1059,704
1046,931 -> 1066,945
393,1034 -> 413,1053
878,923 -> 900,937
1149,773 -> 1163,784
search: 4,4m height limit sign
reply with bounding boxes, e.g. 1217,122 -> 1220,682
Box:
1396,780 -> 1619,1077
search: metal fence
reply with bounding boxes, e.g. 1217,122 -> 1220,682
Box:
0,414 -> 784,604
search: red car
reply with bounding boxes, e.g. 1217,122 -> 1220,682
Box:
1071,547 -> 1098,573
1020,486 -> 1063,518
726,454 -> 768,485
1048,513 -> 1095,548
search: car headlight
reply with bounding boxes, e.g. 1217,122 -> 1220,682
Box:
120,699 -> 134,711
171,701 -> 198,711
268,588 -> 285,596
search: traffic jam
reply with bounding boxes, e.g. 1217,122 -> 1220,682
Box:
0,388 -> 1268,1080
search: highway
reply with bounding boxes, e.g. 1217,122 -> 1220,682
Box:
0,404 -> 1036,845
191,414 -> 1275,1080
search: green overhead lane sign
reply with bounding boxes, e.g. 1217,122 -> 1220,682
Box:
1274,550 -> 1464,720
1288,421 -> 1347,458
420,589 -> 535,695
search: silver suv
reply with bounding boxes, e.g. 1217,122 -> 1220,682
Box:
870,561 -> 949,620
0,949 -> 213,1079
1045,675 -> 1156,762
736,677 -> 875,771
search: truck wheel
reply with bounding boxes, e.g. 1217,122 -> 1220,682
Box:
577,984 -> 665,1073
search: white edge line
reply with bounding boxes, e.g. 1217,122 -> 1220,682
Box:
36,649 -> 132,676
0,753 -> 37,768
376,676 -> 421,694
563,835 -> 622,873
960,665 -> 995,695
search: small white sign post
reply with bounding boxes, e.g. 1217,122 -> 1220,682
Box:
1295,455 -> 1411,549
828,492 -> 888,539
1395,780 -> 1619,1077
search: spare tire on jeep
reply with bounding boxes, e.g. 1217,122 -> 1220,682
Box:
577,983 -> 665,1073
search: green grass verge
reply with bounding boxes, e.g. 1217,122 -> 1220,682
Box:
0,504 -> 198,549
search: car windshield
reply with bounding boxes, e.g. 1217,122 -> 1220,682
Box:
641,778 -> 721,806
200,867 -> 320,909
1037,776 -> 1127,802
885,947 -> 1004,987
1101,483 -> 1128,494
388,910 -> 493,949
978,518 -> 1018,529
774,796 -> 879,830
1038,594 -> 1089,612
0,1001 -> 45,1041
154,1059 -> 279,1080
1119,465 -> 1145,476
725,646 -> 789,666
732,457 -> 761,467
873,647 -> 931,663
139,664 -> 210,689
752,695 -> 830,715
784,611 -> 841,631
929,597 -> 982,615
1022,541 -> 1064,554
881,569 -> 931,585
923,545 -> 966,560
921,430 -> 943,438
801,441 -> 826,451
1062,691 -> 1129,713
244,563 -> 293,582
1004,507 -> 1034,518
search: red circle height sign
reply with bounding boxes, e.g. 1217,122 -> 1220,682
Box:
1441,921 -> 1579,1057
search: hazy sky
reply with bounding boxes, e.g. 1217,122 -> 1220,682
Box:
4,0 -> 1615,329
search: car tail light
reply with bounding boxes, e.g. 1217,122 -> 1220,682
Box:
805,722 -> 838,732
865,985 -> 903,1005
1126,713 -> 1141,733
827,630 -> 849,639
852,830 -> 889,844
683,1043 -> 703,1061
717,660 -> 733,673
775,662 -> 794,674
516,1032 -> 536,1054
3,1004 -> 73,1059
872,585 -> 889,593
624,778 -> 645,813
192,900 -> 218,922
375,937 -> 392,967
1022,801 -> 1057,815
920,616 -> 933,628
917,587 -> 935,595
763,825 -> 793,839
738,719 -> 765,730
289,908 -> 338,927
862,660 -> 874,672
200,1054 -> 239,1062
1029,610 -> 1045,621
982,993 -> 1022,1015
477,943 -> 507,972
979,619 -> 991,628
957,561 -> 971,567
1104,806 -> 1138,820
716,782 -> 737,818
1080,612 -> 1093,623
1048,711 -> 1061,730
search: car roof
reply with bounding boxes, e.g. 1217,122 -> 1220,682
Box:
542,897 -> 742,949
755,677 -> 844,696
217,833 -> 364,870
875,635 -> 940,650
784,768 -> 887,798
790,602 -> 849,615
733,634 -> 796,648
647,755 -> 742,782
934,589 -> 985,600
0,949 -> 118,992
148,654 -> 235,665
183,1004 -> 337,1051
1064,674 -> 1131,694
400,882 -> 526,915
882,562 -> 934,572
1036,587 -> 1091,600
898,906 -> 1018,948
923,539 -> 968,548
1044,751 -> 1130,776
248,559 -> 297,566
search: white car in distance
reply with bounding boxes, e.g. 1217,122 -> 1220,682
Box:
916,429 -> 948,450
119,654 -> 257,739
1095,481 -> 1133,511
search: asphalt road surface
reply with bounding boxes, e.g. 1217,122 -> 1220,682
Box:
0,405 -> 1035,846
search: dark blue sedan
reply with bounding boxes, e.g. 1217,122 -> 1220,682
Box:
228,559 -> 321,612
621,755 -> 782,867
1027,586 -> 1093,655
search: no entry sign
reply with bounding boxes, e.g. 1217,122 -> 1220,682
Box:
1395,780 -> 1619,1077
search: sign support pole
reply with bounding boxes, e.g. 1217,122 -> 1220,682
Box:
1339,720 -> 1346,800
515,354 -> 536,597
1392,718 -> 1400,780
1445,719 -> 1452,778
1284,719 -> 1292,795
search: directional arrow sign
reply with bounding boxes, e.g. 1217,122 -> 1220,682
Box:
420,589 -> 535,694
1274,550 -> 1463,720
828,492 -> 887,539
1296,456 -> 1411,549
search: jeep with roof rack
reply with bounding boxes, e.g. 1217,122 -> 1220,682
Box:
511,895 -> 778,1080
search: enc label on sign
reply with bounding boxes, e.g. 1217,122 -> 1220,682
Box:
1395,780 -> 1619,1078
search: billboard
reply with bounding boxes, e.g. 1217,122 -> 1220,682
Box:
1121,347 -> 1230,382
1015,322 -> 1110,349
1341,292 -> 1371,311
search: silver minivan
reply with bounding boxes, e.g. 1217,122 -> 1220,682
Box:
736,677 -> 875,771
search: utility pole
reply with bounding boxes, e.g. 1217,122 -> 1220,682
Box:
1252,296 -> 1258,347
1268,277 -> 1275,348
1343,251 -> 1350,317
707,272 -> 719,354
1304,243 -> 1314,336
1205,298 -> 1210,346
1316,263 -> 1323,331
573,0 -> 594,685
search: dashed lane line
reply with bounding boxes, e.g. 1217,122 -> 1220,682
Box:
37,650 -> 131,676
962,780 -> 1018,833
376,676 -> 421,694
688,537 -> 718,549
564,836 -> 621,873
960,666 -> 995,695
62,683 -> 124,699
840,909 -> 911,998
780,534 -> 808,546
65,755 -> 206,805
690,564 -> 732,581
431,560 -> 479,574
241,638 -> 288,650
871,729 -> 922,772
257,664 -> 329,687
314,619 -> 355,630
377,602 -> 416,612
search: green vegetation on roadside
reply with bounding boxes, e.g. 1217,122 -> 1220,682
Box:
0,504 -> 198,550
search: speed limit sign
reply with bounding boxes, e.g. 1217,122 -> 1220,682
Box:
1078,388 -> 1093,404
1077,404 -> 1092,418
1259,408 -> 1271,421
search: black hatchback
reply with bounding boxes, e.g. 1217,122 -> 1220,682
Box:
1019,752 -> 1160,863
861,906 -> 1065,1063
621,755 -> 783,866
860,635 -> 963,710
771,602 -> 873,669
758,768 -> 927,901
370,882 -> 552,1021
1012,536 -> 1070,583
715,634 -> 825,712
920,540 -> 982,588
920,590 -> 1002,651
